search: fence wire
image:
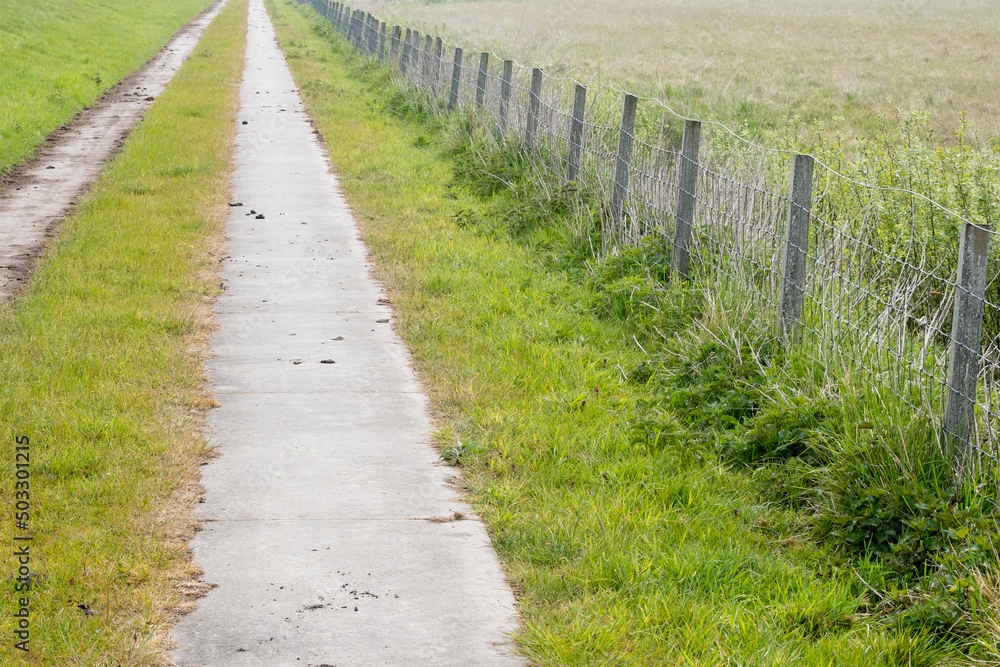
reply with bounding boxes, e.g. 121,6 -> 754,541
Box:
300,0 -> 1000,485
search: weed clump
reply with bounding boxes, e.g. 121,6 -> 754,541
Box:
636,309 -> 999,647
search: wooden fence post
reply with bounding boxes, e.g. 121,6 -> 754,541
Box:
778,153 -> 815,343
433,37 -> 443,94
390,26 -> 401,63
410,31 -> 421,80
610,94 -> 638,226
475,52 -> 490,110
671,119 -> 702,278
422,35 -> 433,81
499,59 -> 513,137
943,222 -> 991,470
400,28 -> 412,74
566,84 -> 587,182
525,68 -> 543,150
378,22 -> 387,63
449,47 -> 463,110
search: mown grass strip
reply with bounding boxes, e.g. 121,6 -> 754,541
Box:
265,2 -> 987,665
0,0 -> 214,174
0,0 -> 246,663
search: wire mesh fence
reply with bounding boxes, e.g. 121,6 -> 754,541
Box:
299,0 -> 1000,485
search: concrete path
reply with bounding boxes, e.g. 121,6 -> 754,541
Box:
169,1 -> 524,665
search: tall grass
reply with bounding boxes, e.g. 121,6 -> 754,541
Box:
340,0 -> 1000,471
448,115 -> 1000,660
271,1 -> 1000,662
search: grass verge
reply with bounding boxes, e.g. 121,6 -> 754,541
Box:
0,0 -> 214,175
0,0 -> 246,663
269,1 -> 1000,664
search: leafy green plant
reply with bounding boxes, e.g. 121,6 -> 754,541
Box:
748,459 -> 823,509
818,458 -> 985,579
649,339 -> 773,433
720,397 -> 840,468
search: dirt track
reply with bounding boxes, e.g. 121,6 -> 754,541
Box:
0,0 -> 227,303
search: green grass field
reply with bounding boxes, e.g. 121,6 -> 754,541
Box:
1,0 -> 997,663
345,0 -> 1000,147
0,0 -> 246,663
0,0 -> 214,174
267,2 -> 1000,663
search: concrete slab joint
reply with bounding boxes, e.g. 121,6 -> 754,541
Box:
169,0 -> 524,665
